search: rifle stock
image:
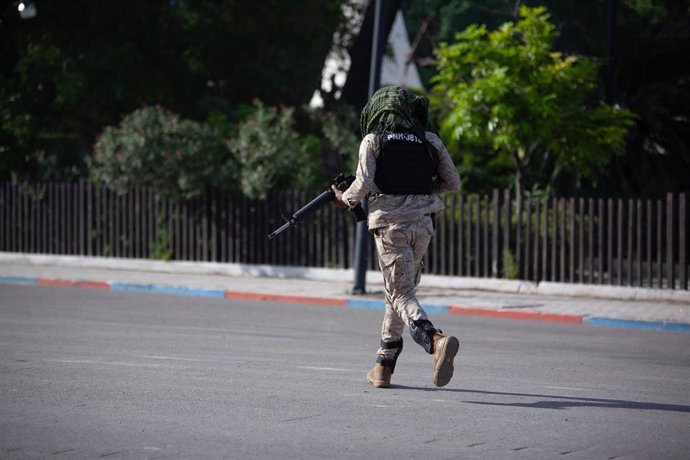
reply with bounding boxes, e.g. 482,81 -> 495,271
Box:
267,174 -> 366,240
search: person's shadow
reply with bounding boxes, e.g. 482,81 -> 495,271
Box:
388,385 -> 690,413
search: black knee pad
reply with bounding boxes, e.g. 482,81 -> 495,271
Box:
377,338 -> 403,373
410,319 -> 436,354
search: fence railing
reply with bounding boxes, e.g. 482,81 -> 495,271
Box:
1,182 -> 688,290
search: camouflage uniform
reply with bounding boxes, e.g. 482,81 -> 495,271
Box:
341,131 -> 461,362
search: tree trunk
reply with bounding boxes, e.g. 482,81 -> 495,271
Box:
512,150 -> 526,198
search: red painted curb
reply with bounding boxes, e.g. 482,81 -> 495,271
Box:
37,278 -> 109,290
225,291 -> 347,307
37,278 -> 75,287
75,280 -> 110,290
449,306 -> 583,324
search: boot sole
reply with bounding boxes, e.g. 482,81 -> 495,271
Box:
433,336 -> 459,387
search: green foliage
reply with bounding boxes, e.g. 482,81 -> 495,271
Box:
0,44 -> 83,182
430,6 -> 635,195
227,101 -> 327,200
149,214 -> 173,261
404,0 -> 690,195
90,106 -> 237,199
310,105 -> 361,176
88,100 -> 361,200
502,249 -> 518,280
1,0 -> 343,182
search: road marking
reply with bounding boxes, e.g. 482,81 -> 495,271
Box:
296,366 -> 353,372
139,355 -> 218,362
543,385 -> 589,391
47,358 -> 167,369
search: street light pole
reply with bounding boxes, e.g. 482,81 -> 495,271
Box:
605,0 -> 617,103
351,0 -> 386,295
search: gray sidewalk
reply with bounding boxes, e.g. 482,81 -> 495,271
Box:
0,252 -> 688,331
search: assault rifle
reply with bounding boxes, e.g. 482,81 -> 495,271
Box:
267,173 -> 367,240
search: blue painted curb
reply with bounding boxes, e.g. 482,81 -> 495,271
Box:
423,304 -> 451,315
110,283 -> 152,293
149,285 -> 225,298
346,299 -> 386,310
109,283 -> 225,298
583,317 -> 690,333
0,275 -> 38,285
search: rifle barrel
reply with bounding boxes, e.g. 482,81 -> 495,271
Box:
267,221 -> 293,240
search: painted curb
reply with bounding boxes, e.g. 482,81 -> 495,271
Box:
449,306 -> 583,324
4,252 -> 690,304
2,274 -> 689,333
226,291 -> 346,307
583,317 -> 690,333
1,275 -> 37,285
109,282 -> 227,298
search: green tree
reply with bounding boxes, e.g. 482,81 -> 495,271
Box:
430,5 -> 635,196
0,0 -> 342,182
403,0 -> 690,195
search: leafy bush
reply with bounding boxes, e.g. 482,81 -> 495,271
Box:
90,106 -> 237,199
227,101 -> 326,199
317,105 -> 361,175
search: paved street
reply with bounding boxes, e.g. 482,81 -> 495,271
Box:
1,284 -> 689,459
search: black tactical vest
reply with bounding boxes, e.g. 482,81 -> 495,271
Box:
374,130 -> 438,195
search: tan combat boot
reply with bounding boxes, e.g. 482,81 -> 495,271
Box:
367,363 -> 392,388
431,331 -> 459,387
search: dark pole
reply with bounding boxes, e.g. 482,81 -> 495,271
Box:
605,0 -> 617,103
352,0 -> 386,294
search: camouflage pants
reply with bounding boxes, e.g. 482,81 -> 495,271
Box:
372,215 -> 434,359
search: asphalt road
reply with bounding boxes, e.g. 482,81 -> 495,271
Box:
1,284 -> 689,459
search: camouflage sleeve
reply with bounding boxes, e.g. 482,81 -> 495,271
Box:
426,132 -> 461,193
342,134 -> 378,207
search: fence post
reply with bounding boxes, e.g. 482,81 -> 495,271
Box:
515,194 -> 522,279
474,195 -> 482,277
680,193 -> 687,290
646,199 -> 652,288
560,197 -> 566,282
667,193 -> 675,289
448,194 -> 456,276
598,198 -> 605,284
636,199 -> 642,287
627,198 -> 634,286
492,189 -> 500,277
0,183 -> 6,251
569,198 -> 575,283
534,197 -> 541,281
540,198 -> 546,281
503,189 -> 511,279
657,199 -> 663,288
617,199 -> 624,285
525,197 -> 532,280
466,195 -> 472,276
552,197 -> 558,282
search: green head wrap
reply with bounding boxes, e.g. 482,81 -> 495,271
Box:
359,85 -> 432,137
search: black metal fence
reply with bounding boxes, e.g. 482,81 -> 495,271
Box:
1,182 -> 688,290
